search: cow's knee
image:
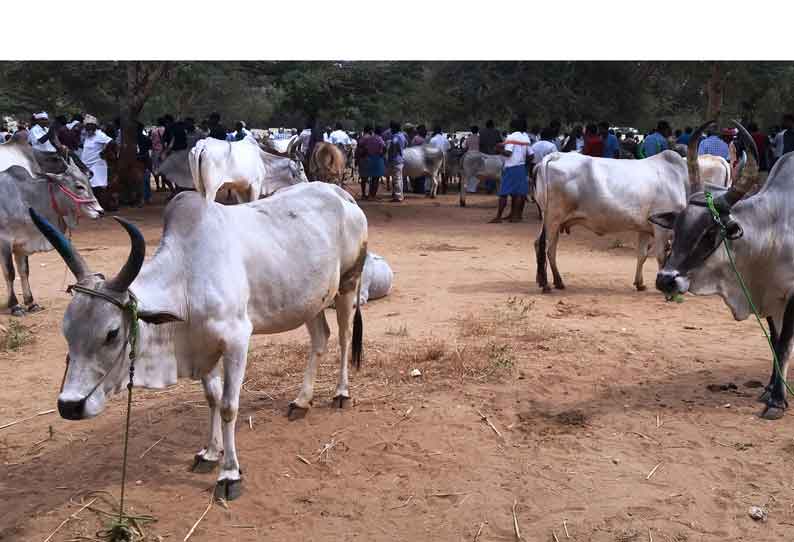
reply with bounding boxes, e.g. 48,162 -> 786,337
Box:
220,402 -> 236,423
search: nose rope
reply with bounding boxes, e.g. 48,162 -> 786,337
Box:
705,192 -> 794,397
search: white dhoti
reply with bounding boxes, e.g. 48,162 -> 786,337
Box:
86,160 -> 109,188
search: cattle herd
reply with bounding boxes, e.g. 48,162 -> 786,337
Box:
1,117 -> 791,501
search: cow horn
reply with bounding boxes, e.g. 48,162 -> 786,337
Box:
49,118 -> 63,150
28,208 -> 90,281
687,120 -> 712,194
104,217 -> 146,292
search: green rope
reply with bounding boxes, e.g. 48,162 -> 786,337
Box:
106,298 -> 140,542
704,192 -> 794,397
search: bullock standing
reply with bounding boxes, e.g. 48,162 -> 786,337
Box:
189,137 -> 307,203
1,165 -> 101,315
31,181 -> 368,500
654,121 -> 794,420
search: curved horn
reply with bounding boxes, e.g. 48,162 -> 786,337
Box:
722,119 -> 759,206
48,118 -> 63,151
28,208 -> 90,280
687,120 -> 713,194
104,217 -> 146,293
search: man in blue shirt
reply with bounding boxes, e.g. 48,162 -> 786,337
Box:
697,125 -> 730,160
640,121 -> 671,157
676,126 -> 693,145
599,121 -> 621,158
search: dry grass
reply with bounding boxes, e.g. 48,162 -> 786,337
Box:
1,320 -> 34,351
385,324 -> 409,337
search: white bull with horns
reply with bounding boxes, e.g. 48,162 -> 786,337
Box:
30,181 -> 368,500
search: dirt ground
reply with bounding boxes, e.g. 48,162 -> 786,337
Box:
1,187 -> 792,542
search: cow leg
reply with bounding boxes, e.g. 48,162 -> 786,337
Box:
633,232 -> 652,291
760,317 -> 780,403
13,252 -> 39,312
214,328 -> 252,501
762,300 -> 794,420
546,226 -> 565,290
333,288 -> 358,406
459,176 -> 467,207
193,365 -> 223,473
289,312 -> 330,418
1,243 -> 21,316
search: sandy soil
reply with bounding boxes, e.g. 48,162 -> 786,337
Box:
1,188 -> 792,542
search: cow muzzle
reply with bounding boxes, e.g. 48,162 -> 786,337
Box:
655,269 -> 689,295
57,396 -> 87,420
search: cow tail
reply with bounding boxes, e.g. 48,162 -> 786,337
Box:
352,276 -> 364,370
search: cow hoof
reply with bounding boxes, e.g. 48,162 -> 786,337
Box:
10,305 -> 25,317
287,402 -> 309,421
554,283 -> 566,290
541,286 -> 552,294
760,406 -> 786,420
26,303 -> 43,313
191,454 -> 219,473
333,395 -> 350,409
635,284 -> 647,292
460,201 -> 466,207
214,478 -> 243,501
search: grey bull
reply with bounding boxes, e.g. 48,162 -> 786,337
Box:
458,151 -> 506,207
653,120 -> 794,420
31,181 -> 368,500
1,165 -> 102,315
403,145 -> 445,198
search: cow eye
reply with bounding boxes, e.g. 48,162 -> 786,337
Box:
76,185 -> 85,192
105,328 -> 120,343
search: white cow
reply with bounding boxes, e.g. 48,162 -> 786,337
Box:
31,182 -> 368,501
534,149 -> 693,292
696,154 -> 731,187
164,146 -> 306,196
188,137 -> 307,203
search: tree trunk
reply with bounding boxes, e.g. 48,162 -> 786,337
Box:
117,62 -> 169,202
706,61 -> 723,122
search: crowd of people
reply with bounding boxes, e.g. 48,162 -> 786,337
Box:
3,108 -> 793,218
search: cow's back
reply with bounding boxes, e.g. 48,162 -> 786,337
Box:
0,167 -> 53,253
155,184 -> 366,334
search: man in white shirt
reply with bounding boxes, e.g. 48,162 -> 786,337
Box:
328,123 -> 352,146
28,112 -> 58,152
490,117 -> 531,223
80,115 -> 113,192
428,126 -> 450,152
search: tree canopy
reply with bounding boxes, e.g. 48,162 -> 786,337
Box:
2,61 -> 794,132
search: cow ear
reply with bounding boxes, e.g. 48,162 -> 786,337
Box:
137,310 -> 184,325
648,211 -> 678,230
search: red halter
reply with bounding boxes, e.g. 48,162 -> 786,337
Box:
48,182 -> 96,224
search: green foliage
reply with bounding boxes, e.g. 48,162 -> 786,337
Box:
1,61 -> 794,130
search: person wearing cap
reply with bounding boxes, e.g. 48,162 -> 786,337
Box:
697,125 -> 730,160
28,112 -> 58,152
80,115 -> 113,198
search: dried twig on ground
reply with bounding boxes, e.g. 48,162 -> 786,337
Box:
553,530 -> 561,542
563,519 -> 570,538
474,522 -> 485,541
389,495 -> 413,510
477,409 -> 503,439
646,462 -> 662,480
140,436 -> 165,459
0,409 -> 56,431
184,495 -> 213,542
296,454 -> 312,465
512,499 -> 522,540
42,497 -> 97,542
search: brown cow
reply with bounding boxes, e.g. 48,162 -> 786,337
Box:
309,142 -> 345,184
